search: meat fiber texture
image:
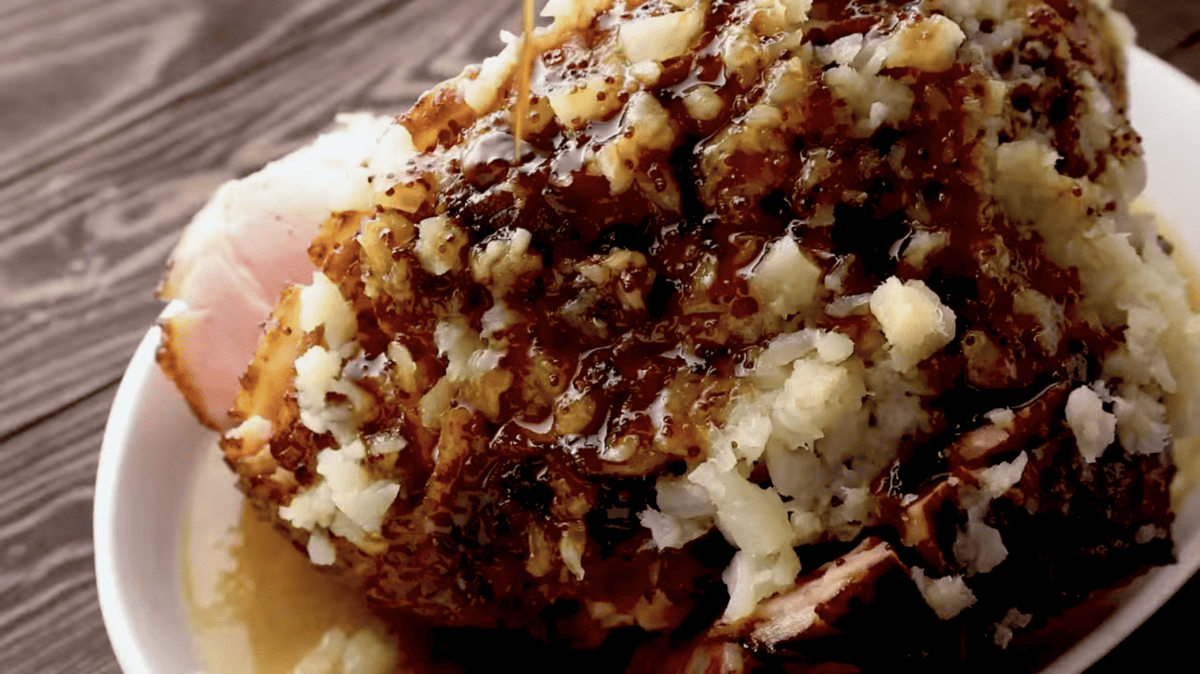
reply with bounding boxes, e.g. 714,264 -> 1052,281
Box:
159,0 -> 1200,666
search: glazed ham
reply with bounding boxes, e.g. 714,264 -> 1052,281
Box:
159,0 -> 1200,670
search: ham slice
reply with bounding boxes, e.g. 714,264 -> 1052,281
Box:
157,113 -> 392,429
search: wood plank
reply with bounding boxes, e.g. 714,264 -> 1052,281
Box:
1118,0 -> 1200,80
0,386 -> 116,674
0,0 -> 523,439
0,1 -> 519,671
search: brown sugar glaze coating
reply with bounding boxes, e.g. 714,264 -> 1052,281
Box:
218,0 -> 1174,669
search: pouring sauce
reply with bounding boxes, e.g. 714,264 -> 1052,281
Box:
512,0 -> 535,161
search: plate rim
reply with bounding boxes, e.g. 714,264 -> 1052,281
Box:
94,324 -> 168,674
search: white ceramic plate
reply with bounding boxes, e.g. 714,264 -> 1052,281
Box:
93,46 -> 1200,674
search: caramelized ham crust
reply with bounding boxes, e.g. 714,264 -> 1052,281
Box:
161,0 -> 1200,669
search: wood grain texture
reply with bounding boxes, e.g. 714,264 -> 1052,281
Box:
0,2 -> 522,672
0,0 -> 1196,672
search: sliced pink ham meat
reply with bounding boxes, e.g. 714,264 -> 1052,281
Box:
157,113 -> 393,429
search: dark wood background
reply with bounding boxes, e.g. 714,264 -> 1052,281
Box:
0,1 -> 1196,672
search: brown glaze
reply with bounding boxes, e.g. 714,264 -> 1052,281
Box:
218,0 -> 1175,671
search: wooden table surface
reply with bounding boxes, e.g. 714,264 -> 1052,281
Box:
0,1 -> 1196,672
